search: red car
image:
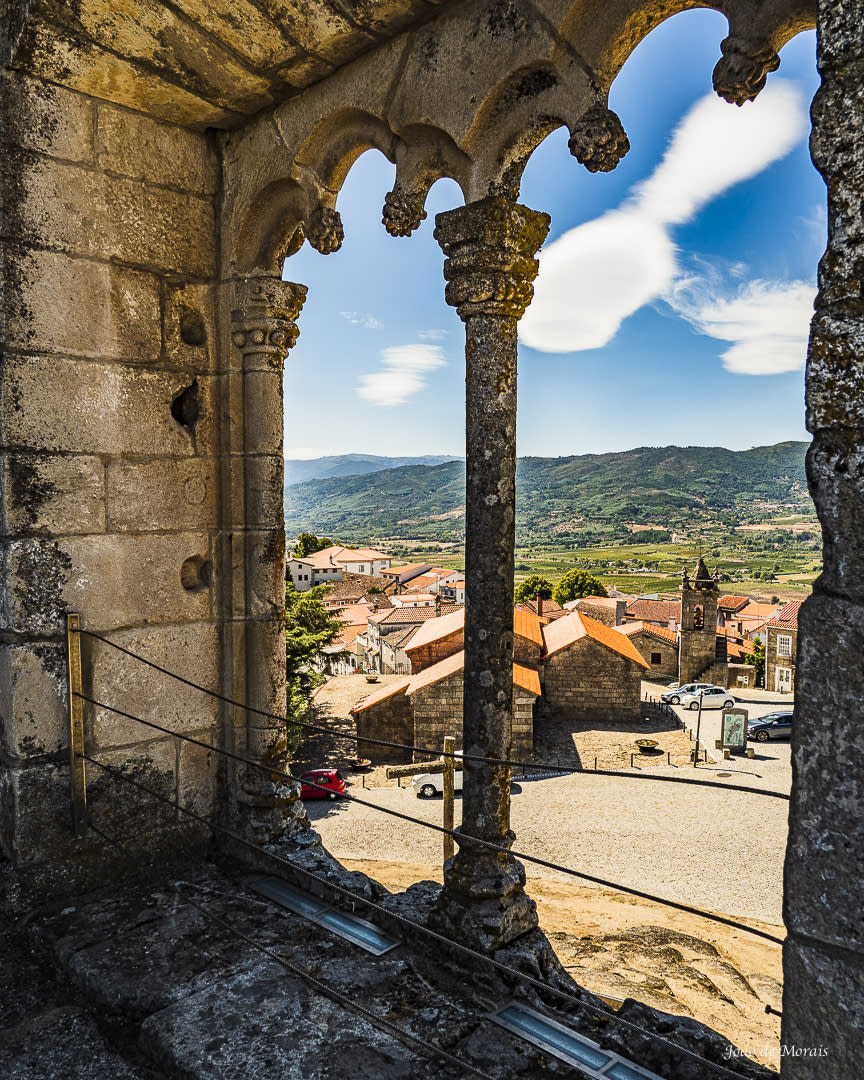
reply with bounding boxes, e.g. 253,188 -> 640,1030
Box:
299,769 -> 346,800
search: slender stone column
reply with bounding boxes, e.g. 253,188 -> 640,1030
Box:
431,196 -> 549,951
230,276 -> 306,840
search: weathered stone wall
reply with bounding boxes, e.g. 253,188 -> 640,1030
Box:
0,70 -> 226,895
412,672 -> 534,759
764,625 -> 797,694
513,632 -> 543,664
679,580 -> 720,684
726,663 -> 755,690
406,628 -> 463,673
784,3 -> 864,1072
542,639 -> 643,723
355,691 -> 413,763
625,632 -> 678,678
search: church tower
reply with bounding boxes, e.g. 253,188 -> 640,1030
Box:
678,557 -> 720,683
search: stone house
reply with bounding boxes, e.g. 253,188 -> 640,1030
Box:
618,621 -> 678,678
624,597 -> 681,629
541,612 -> 649,723
352,652 -> 540,762
404,607 -> 545,673
572,595 -> 627,627
362,604 -> 462,674
765,600 -> 801,694
287,545 -> 392,590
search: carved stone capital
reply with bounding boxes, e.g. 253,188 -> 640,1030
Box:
713,36 -> 780,106
434,196 -> 550,320
382,187 -> 428,237
568,105 -> 630,173
231,277 -> 307,361
305,205 -> 344,254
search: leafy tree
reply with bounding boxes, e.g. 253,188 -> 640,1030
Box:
293,532 -> 332,558
553,569 -> 608,607
284,582 -> 344,738
744,638 -> 766,688
514,575 -> 554,604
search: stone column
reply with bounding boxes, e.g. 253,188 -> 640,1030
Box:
431,196 -> 549,951
781,4 -> 864,1076
230,277 -> 306,841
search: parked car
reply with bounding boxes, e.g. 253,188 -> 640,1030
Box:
299,768 -> 346,799
661,682 -> 712,705
678,686 -> 736,710
413,765 -> 464,799
747,712 -> 793,742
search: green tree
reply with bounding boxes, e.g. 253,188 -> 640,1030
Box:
514,575 -> 554,604
744,638 -> 766,688
284,582 -> 344,740
293,532 -> 332,558
553,569 -> 608,607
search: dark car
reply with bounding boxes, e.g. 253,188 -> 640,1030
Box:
299,769 -> 346,799
747,712 -> 793,742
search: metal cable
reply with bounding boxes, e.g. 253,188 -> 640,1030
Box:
81,756 -> 751,1080
77,718 -> 784,947
73,630 -> 788,801
85,820 -> 493,1080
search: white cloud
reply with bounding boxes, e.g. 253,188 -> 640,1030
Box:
520,80 -> 809,357
340,311 -> 382,329
356,344 -> 446,406
667,278 -> 815,374
418,328 -> 448,340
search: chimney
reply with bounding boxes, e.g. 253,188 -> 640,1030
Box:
536,592 -> 543,618
435,594 -> 442,617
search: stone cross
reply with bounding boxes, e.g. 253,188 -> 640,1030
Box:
385,734 -> 457,864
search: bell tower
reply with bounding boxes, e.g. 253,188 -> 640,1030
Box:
678,557 -> 720,683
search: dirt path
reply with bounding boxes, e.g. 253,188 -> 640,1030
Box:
343,858 -> 783,1071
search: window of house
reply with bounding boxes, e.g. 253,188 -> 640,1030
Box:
777,634 -> 793,657
651,652 -> 662,666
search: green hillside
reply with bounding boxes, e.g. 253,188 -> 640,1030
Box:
283,442 -> 812,544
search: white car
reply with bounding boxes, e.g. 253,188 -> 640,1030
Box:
678,686 -> 736,710
413,765 -> 463,799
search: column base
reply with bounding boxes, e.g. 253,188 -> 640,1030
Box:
237,781 -> 310,846
430,840 -> 538,953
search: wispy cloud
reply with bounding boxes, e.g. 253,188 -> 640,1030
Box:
356,344 -> 446,406
519,80 -> 809,362
341,311 -> 382,329
418,329 -> 448,341
666,277 -> 815,374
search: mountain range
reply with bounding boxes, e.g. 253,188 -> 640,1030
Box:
284,454 -> 460,487
283,442 -> 812,544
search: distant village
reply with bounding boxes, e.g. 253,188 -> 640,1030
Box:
288,543 -> 800,762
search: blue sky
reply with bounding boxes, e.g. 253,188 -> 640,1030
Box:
283,11 -> 822,459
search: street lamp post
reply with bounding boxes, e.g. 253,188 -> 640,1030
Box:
692,688 -> 705,767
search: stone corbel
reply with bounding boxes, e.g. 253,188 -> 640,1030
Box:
230,277 -> 307,363
568,104 -> 630,173
382,184 -> 428,237
713,36 -> 780,106
304,203 -> 344,254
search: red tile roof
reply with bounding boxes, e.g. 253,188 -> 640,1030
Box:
543,612 -> 650,668
767,599 -> 801,629
718,594 -> 751,611
404,608 -> 465,653
625,599 -> 681,623
369,604 -> 462,626
619,620 -> 678,644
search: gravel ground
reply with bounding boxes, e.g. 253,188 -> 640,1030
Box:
302,676 -> 788,923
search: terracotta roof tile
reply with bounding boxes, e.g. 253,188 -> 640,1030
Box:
543,611 -> 650,667
618,620 -> 678,644
625,599 -> 681,622
404,608 -> 465,652
718,594 -> 751,611
767,599 -> 801,629
513,607 -> 545,647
